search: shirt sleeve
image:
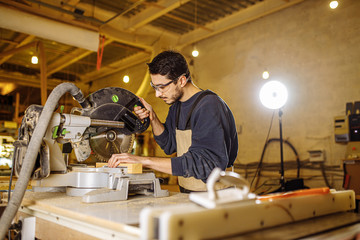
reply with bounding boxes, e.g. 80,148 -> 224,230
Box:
153,104 -> 177,155
171,95 -> 237,182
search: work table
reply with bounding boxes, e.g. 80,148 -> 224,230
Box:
10,189 -> 360,240
16,191 -> 189,239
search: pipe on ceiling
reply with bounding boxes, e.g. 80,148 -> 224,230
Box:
0,6 -> 99,52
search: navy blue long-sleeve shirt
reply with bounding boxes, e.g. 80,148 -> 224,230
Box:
154,90 -> 238,182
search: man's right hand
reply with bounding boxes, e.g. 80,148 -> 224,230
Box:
134,97 -> 164,136
134,97 -> 154,121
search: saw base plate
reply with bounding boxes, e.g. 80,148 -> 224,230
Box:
31,166 -> 169,203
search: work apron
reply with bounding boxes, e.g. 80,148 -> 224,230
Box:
175,91 -> 231,192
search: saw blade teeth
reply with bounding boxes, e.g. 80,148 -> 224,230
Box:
112,141 -> 120,153
90,131 -> 135,162
128,134 -> 135,153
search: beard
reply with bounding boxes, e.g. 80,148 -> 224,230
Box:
161,85 -> 184,105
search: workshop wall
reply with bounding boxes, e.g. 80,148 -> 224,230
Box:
182,0 -> 360,169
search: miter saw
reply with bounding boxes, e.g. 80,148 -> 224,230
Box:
13,86 -> 168,203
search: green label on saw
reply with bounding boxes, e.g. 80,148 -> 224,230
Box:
112,95 -> 119,103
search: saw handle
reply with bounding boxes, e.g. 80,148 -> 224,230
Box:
134,99 -> 150,132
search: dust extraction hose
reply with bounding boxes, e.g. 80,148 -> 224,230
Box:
0,83 -> 86,239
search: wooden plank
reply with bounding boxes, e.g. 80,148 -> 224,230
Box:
95,162 -> 143,174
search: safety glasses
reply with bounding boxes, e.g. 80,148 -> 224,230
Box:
150,73 -> 186,93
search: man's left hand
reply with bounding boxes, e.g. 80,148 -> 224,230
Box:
108,153 -> 144,168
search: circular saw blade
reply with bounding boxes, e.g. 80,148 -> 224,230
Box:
90,130 -> 135,162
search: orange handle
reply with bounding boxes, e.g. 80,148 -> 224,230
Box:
258,187 -> 330,201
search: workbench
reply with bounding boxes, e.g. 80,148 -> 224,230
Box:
12,190 -> 360,240
16,191 -> 189,240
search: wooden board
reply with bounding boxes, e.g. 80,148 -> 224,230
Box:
95,162 -> 143,174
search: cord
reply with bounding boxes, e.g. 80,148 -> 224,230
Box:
252,138 -> 301,192
250,110 -> 275,189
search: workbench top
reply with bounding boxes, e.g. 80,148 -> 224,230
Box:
15,190 -> 360,240
21,191 -> 189,225
17,191 -> 190,239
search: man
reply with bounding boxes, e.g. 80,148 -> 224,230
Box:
108,50 -> 238,193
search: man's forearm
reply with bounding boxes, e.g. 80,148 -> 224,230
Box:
150,113 -> 165,136
142,157 -> 172,175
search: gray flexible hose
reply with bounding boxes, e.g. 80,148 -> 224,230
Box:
0,82 -> 85,239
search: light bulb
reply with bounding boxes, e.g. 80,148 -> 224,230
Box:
31,56 -> 38,64
259,80 -> 288,109
192,49 -> 199,57
329,1 -> 338,9
123,75 -> 130,83
262,71 -> 270,80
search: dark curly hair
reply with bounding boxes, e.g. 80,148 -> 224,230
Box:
147,50 -> 191,83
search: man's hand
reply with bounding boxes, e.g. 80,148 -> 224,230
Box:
134,97 -> 155,121
107,153 -> 145,168
108,153 -> 173,174
134,97 -> 164,136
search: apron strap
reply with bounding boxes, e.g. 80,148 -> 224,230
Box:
176,90 -> 217,129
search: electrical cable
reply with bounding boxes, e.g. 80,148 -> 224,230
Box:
250,110 -> 275,190
265,138 -> 301,178
252,138 -> 301,192
96,35 -> 106,70
320,162 -> 331,188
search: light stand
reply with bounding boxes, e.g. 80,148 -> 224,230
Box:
278,108 -> 285,192
259,80 -> 288,192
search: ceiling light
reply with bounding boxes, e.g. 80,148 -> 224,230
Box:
123,75 -> 130,83
329,1 -> 338,9
192,49 -> 199,57
31,56 -> 38,64
262,71 -> 270,80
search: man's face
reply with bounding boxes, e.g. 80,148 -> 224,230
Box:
150,74 -> 184,105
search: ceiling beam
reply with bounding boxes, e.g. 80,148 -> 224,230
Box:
100,25 -> 154,52
64,1 -> 179,50
124,0 -> 191,31
176,0 -> 304,48
0,71 -> 62,89
0,35 -> 36,65
81,51 -> 151,83
164,12 -> 213,32
47,40 -> 114,76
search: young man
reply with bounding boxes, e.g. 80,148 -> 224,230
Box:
108,50 -> 238,193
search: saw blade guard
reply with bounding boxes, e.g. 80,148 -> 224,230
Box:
74,87 -> 150,135
72,87 -> 150,162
